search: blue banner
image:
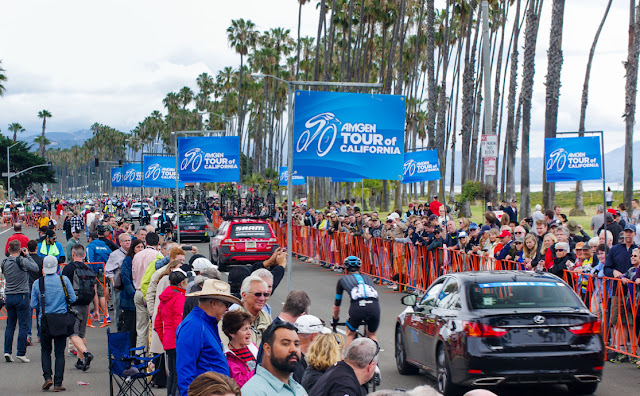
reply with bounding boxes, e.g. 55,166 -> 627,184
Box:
332,177 -> 362,183
279,167 -> 306,186
178,136 -> 240,182
402,150 -> 441,184
122,163 -> 142,187
110,167 -> 122,187
544,136 -> 603,182
143,156 -> 184,188
293,91 -> 405,180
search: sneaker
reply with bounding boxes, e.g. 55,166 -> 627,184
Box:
53,385 -> 66,392
82,351 -> 93,371
75,359 -> 85,370
4,353 -> 13,362
26,336 -> 32,346
16,355 -> 30,363
609,353 -> 629,363
629,357 -> 639,364
106,315 -> 112,324
42,379 -> 53,390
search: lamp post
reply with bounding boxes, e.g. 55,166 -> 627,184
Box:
251,73 -> 382,292
7,142 -> 20,202
200,111 -> 234,135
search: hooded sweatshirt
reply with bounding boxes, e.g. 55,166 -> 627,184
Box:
155,285 -> 186,350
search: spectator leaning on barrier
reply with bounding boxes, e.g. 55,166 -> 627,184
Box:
222,310 -> 258,388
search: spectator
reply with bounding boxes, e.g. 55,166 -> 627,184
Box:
457,218 -> 470,232
2,240 -> 40,363
61,244 -> 97,371
184,267 -> 222,317
549,242 -> 572,277
117,238 -> 145,348
531,204 -> 545,227
484,211 -> 499,229
26,239 -> 44,344
597,212 -> 623,245
188,372 -> 241,396
65,227 -> 82,260
494,230 -> 513,260
619,203 -> 630,224
505,237 -> 525,264
534,220 -> 549,247
241,321 -> 306,396
523,233 -> 543,270
553,205 -> 563,221
301,332 -> 345,392
599,229 -> 614,248
176,279 -> 241,395
104,233 -> 131,327
590,205 -> 605,233
30,256 -> 77,392
222,310 -> 258,387
309,337 -> 379,396
87,232 -> 111,323
566,221 -> 590,243
429,195 -> 442,216
226,276 -> 273,346
606,187 -> 614,207
155,268 -> 189,396
504,198 -> 518,223
132,232 -> 163,350
293,315 -> 332,384
4,223 -> 29,256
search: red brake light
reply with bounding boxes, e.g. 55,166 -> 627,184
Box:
569,320 -> 601,336
204,224 -> 209,230
464,322 -> 507,338
221,239 -> 233,246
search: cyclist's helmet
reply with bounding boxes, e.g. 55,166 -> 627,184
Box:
343,256 -> 362,271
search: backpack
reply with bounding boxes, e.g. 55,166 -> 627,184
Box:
72,264 -> 97,305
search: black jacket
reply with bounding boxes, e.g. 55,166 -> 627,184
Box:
597,221 -> 623,245
301,367 -> 326,393
309,361 -> 367,396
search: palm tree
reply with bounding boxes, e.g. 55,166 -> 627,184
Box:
624,0 -> 640,208
573,0 -> 613,215
8,123 -> 25,142
0,60 -> 6,96
37,109 -> 52,157
296,0 -> 311,78
227,18 -> 258,139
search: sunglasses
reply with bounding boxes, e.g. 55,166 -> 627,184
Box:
515,242 -> 523,245
556,249 -> 565,252
251,292 -> 271,298
633,254 -> 640,258
369,339 -> 381,365
515,231 -> 525,235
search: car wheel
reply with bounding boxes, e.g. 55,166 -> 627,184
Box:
436,345 -> 462,396
567,382 -> 598,395
395,327 -> 418,375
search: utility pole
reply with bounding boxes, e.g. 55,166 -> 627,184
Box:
481,1 -> 496,203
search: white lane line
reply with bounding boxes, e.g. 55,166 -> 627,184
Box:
0,228 -> 13,235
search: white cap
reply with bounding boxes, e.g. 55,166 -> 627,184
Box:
43,256 -> 58,275
295,315 -> 332,335
387,212 -> 400,221
192,257 -> 216,272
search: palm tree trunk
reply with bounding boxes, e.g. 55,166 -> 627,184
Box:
296,2 -> 303,78
574,0 -> 613,215
624,0 -> 640,208
313,0 -> 326,81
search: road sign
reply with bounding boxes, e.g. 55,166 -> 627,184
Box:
481,135 -> 498,158
1,172 -> 16,177
484,157 -> 497,176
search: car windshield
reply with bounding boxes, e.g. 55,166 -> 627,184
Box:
230,223 -> 271,239
468,281 -> 584,310
180,214 -> 205,223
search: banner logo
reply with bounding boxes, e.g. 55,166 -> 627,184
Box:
279,167 -> 306,186
296,113 -> 340,157
112,172 -> 122,183
180,148 -> 204,172
145,163 -> 162,180
123,168 -> 137,182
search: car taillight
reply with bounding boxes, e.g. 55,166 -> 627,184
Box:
464,322 -> 508,338
221,239 -> 233,246
267,238 -> 278,244
204,224 -> 209,230
173,225 -> 177,229
569,320 -> 601,336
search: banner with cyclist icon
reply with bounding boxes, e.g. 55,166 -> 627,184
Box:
402,149 -> 441,184
143,156 -> 184,188
544,136 -> 603,182
110,167 -> 123,187
293,90 -> 405,180
122,163 -> 143,187
177,136 -> 240,182
279,167 -> 306,186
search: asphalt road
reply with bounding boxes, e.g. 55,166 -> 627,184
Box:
1,225 -> 639,395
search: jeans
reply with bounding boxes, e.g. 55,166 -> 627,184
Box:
28,307 -> 40,339
166,349 -> 177,396
41,333 -> 66,386
4,293 -> 30,356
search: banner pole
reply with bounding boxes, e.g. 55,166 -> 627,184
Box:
600,131 -> 607,253
175,135 -> 180,244
286,83 -> 294,293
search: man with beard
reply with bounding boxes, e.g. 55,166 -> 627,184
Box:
241,321 -> 306,396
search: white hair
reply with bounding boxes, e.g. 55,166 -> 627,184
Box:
555,242 -> 570,251
251,268 -> 274,283
588,237 -> 600,247
599,230 -> 613,241
240,275 -> 268,296
534,204 -> 542,211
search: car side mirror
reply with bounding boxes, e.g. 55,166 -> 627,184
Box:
401,294 -> 417,307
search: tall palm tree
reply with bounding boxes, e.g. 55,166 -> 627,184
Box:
37,109 -> 52,157
0,60 -> 6,96
227,18 -> 258,139
8,123 -> 25,142
624,0 -> 640,208
574,0 -> 613,215
296,0 -> 311,78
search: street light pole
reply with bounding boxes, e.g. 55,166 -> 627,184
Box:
7,142 -> 20,202
252,73 -> 382,293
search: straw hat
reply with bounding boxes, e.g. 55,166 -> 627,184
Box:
186,279 -> 242,306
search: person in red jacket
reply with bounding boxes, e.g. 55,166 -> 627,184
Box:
155,268 -> 188,396
4,223 -> 30,256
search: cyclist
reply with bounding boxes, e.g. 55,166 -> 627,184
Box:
331,256 -> 380,348
139,204 -> 150,226
157,209 -> 174,241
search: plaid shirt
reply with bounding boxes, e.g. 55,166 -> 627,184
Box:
70,215 -> 84,232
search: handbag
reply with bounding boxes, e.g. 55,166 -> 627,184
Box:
39,276 -> 78,338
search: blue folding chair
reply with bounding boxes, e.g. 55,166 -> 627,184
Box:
107,329 -> 160,396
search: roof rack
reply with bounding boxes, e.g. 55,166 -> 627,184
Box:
222,215 -> 270,221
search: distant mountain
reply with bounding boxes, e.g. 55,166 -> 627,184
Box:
443,141 -> 640,186
19,129 -> 92,150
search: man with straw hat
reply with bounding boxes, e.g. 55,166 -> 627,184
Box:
176,279 -> 241,396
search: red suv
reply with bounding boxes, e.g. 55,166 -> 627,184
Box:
209,218 -> 279,271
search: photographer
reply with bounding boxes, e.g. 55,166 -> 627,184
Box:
381,214 -> 407,240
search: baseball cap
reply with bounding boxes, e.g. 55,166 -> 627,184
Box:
480,225 -> 492,232
43,256 -> 58,275
514,236 -> 525,243
605,212 -> 614,222
408,203 -> 413,207
428,214 -> 438,221
607,208 -> 617,215
625,223 -> 637,233
433,226 -> 442,234
387,213 -> 400,221
469,223 -> 479,230
498,230 -> 512,238
575,242 -> 585,250
458,231 -> 468,238
192,257 -> 216,272
45,230 -> 56,238
228,266 -> 251,287
295,315 -> 331,334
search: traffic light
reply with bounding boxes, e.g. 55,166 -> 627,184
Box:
95,158 -> 99,167
119,159 -> 123,166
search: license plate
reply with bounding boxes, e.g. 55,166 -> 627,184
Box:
245,241 -> 257,249
188,226 -> 196,230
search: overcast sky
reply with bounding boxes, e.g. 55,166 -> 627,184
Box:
0,0 -> 635,158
